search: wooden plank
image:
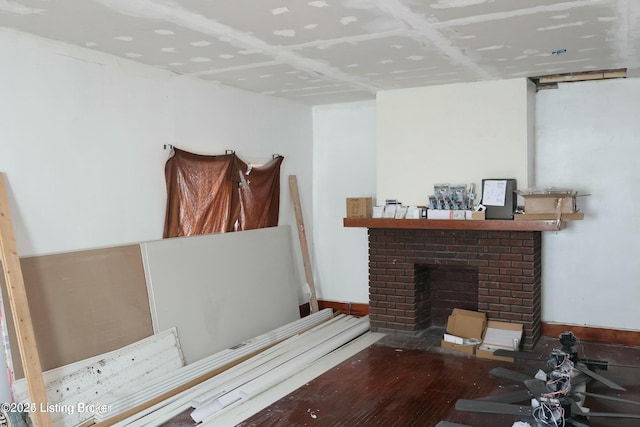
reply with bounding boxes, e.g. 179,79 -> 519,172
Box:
539,72 -> 605,83
288,175 -> 319,313
0,173 -> 52,426
343,217 -> 565,232
603,69 -> 627,79
538,68 -> 626,84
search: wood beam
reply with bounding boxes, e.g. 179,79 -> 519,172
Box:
288,175 -> 319,313
0,173 -> 52,426
537,68 -> 626,84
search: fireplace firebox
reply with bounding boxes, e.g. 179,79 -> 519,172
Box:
367,227 -> 542,350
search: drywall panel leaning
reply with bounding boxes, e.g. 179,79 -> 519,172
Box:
141,225 -> 300,364
0,245 -> 154,379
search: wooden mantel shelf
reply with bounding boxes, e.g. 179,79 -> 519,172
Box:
343,217 -> 565,232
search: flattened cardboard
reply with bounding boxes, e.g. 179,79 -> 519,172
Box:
514,212 -> 584,221
476,320 -> 523,362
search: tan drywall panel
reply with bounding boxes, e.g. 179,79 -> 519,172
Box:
0,245 -> 153,379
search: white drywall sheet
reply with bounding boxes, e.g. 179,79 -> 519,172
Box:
141,226 -> 300,364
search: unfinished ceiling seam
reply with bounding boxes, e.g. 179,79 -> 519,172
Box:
610,0 -> 629,67
2,0 -> 638,103
280,29 -> 405,51
430,0 -> 611,28
370,0 -> 494,80
93,0 -> 382,93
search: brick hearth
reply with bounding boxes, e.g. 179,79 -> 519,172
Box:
368,228 -> 542,349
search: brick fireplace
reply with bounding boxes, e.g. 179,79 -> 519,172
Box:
367,228 -> 542,349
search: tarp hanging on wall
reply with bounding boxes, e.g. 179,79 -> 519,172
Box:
236,156 -> 283,231
163,148 -> 283,238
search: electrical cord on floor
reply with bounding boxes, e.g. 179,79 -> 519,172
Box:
532,400 -> 565,427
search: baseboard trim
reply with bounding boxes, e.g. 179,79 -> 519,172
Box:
299,303 -> 638,347
318,300 -> 369,317
542,323 -> 640,347
299,300 -> 369,317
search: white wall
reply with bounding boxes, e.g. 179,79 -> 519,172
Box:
313,78 -> 640,335
312,101 -> 376,303
0,28 -> 313,258
536,78 -> 640,331
377,79 -> 534,206
0,28 -> 313,401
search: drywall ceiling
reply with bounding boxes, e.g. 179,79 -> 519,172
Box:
1,0 -> 638,105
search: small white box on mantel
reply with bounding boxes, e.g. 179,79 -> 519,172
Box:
427,209 -> 467,220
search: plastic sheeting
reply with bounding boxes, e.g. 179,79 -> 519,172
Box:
163,148 -> 283,238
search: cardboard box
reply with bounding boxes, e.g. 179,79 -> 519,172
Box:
346,197 -> 373,219
470,211 -> 486,220
476,320 -> 523,362
516,190 -> 581,215
440,308 -> 487,355
514,212 -> 584,221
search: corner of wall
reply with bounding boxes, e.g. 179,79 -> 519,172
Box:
527,79 -> 537,188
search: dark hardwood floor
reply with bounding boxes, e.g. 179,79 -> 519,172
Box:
238,328 -> 640,427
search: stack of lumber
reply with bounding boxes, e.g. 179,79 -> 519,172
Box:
13,309 -> 381,427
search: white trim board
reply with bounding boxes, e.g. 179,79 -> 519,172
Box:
95,309 -> 334,424
206,331 -> 385,426
141,226 -> 301,364
14,328 -> 184,427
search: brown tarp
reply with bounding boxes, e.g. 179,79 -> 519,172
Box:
163,148 -> 283,238
236,156 -> 284,231
163,149 -> 237,237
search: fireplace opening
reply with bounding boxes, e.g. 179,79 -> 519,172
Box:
416,265 -> 479,328
367,228 -> 542,349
